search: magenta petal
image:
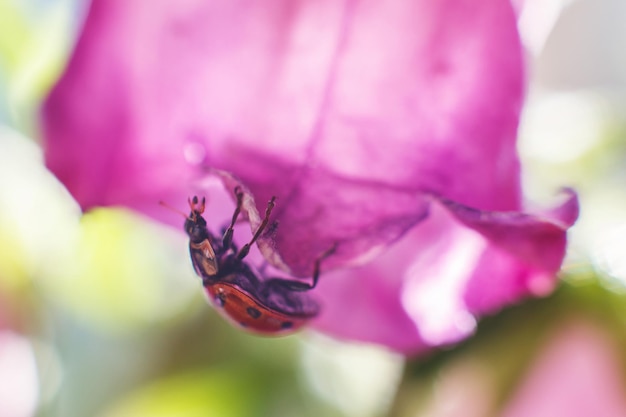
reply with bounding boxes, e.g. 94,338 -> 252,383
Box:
313,192 -> 577,353
191,166 -> 430,276
437,189 -> 579,312
40,0 -> 576,351
43,0 -> 524,271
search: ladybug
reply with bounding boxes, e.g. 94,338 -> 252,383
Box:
182,188 -> 333,335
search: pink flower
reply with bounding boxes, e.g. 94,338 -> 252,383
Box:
42,0 -> 578,353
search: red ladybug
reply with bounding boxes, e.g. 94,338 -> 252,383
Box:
182,188 -> 333,335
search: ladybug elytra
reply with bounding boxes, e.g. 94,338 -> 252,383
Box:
182,188 -> 333,335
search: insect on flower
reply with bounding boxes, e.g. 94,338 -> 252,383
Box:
165,187 -> 334,335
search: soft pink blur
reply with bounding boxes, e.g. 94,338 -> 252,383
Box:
503,321 -> 626,417
42,0 -> 578,352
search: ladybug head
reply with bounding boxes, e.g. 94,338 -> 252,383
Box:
185,196 -> 209,243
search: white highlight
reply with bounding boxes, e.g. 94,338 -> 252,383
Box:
183,142 -> 207,166
0,332 -> 39,417
591,221 -> 626,291
519,92 -> 610,164
300,334 -> 404,417
401,231 -> 484,345
518,0 -> 575,55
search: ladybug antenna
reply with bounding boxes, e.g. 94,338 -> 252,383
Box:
159,200 -> 192,221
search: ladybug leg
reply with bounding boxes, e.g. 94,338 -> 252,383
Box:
220,225 -> 239,252
236,196 -> 276,260
222,186 -> 244,250
310,244 -> 336,288
263,244 -> 337,292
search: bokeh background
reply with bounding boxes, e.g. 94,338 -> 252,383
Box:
1,0 -> 626,416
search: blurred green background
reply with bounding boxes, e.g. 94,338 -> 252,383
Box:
1,0 -> 626,416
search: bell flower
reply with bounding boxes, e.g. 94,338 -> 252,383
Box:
42,0 -> 578,353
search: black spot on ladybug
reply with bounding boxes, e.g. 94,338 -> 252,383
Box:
281,321 -> 293,329
239,322 -> 248,328
246,307 -> 261,319
215,293 -> 226,307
